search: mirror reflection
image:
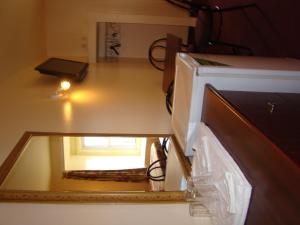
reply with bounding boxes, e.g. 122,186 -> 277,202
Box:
0,134 -> 189,193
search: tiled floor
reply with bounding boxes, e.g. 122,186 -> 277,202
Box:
205,0 -> 300,58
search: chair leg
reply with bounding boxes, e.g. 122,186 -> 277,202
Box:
210,3 -> 258,42
212,3 -> 257,13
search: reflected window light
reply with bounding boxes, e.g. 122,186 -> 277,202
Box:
63,101 -> 72,122
69,90 -> 98,104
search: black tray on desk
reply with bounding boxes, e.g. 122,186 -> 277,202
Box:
35,58 -> 89,81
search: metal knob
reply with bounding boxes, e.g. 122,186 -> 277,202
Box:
267,102 -> 276,114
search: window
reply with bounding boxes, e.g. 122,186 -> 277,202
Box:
66,136 -> 145,156
82,137 -> 137,150
63,136 -> 147,170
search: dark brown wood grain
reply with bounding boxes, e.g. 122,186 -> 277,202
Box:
218,90 -> 300,166
171,135 -> 192,178
201,84 -> 300,225
163,34 -> 182,93
63,168 -> 148,182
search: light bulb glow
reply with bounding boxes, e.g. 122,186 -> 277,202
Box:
60,80 -> 71,91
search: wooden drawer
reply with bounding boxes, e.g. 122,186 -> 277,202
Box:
218,90 -> 300,165
201,84 -> 300,225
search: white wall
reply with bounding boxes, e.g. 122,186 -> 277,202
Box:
45,0 -> 189,58
0,0 -> 45,81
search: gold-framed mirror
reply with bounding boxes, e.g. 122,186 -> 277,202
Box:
0,132 -> 191,203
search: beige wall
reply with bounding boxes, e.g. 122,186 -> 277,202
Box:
1,137 -> 51,190
45,0 -> 188,58
113,23 -> 188,58
0,203 -> 211,225
0,0 -> 46,81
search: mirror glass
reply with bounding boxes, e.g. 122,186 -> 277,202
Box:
0,134 -> 189,195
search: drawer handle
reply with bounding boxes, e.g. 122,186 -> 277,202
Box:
267,102 -> 276,114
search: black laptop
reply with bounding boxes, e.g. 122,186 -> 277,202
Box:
35,58 -> 89,82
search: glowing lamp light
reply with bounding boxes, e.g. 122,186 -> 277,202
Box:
51,79 -> 72,99
60,80 -> 71,91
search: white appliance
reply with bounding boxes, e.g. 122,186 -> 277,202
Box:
172,53 -> 300,156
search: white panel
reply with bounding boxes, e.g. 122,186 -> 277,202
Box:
172,53 -> 300,156
171,56 -> 196,151
164,140 -> 186,191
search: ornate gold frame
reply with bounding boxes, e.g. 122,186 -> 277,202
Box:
0,132 -> 191,203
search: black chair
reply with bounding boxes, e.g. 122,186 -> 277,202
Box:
190,3 -> 258,55
149,2 -> 259,114
149,2 -> 258,71
165,0 -> 258,54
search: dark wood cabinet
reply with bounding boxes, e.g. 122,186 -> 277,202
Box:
218,90 -> 300,166
201,84 -> 300,225
162,34 -> 182,93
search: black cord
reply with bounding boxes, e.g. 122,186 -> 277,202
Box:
148,166 -> 166,181
162,137 -> 169,158
147,159 -> 166,181
148,38 -> 166,71
166,80 -> 174,115
149,45 -> 166,63
214,9 -> 223,41
147,138 -> 172,181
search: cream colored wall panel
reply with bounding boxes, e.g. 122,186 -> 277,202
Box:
0,0 -> 46,81
0,203 -> 212,225
117,23 -> 187,58
45,0 -> 189,57
1,137 -> 51,190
